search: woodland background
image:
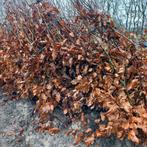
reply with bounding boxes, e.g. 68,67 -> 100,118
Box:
0,0 -> 147,34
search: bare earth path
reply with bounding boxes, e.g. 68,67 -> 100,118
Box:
0,90 -> 145,147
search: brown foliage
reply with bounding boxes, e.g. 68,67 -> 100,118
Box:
0,2 -> 147,146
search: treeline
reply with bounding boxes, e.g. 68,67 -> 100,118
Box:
52,0 -> 147,34
0,0 -> 147,34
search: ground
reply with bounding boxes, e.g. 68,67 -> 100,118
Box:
0,89 -> 145,147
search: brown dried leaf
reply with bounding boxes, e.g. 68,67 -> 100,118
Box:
42,102 -> 54,113
76,78 -> 90,93
127,79 -> 139,90
55,92 -> 61,102
52,50 -> 58,61
95,130 -> 102,137
69,32 -> 75,37
84,134 -> 95,146
74,132 -> 84,145
41,93 -> 47,100
128,130 -> 140,144
48,128 -> 60,134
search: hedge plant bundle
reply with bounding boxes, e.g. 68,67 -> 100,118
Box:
0,1 -> 146,146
